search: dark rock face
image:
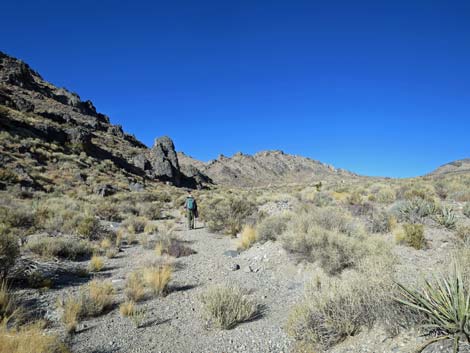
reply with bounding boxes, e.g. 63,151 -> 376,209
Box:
148,136 -> 182,186
0,51 -> 211,190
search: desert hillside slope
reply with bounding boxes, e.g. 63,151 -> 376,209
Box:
429,158 -> 470,176
0,51 -> 210,194
178,150 -> 356,187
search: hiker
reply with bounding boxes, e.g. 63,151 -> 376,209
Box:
184,190 -> 198,230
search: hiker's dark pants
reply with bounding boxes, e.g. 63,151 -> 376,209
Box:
187,209 -> 195,230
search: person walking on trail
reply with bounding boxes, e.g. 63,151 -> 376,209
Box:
184,191 -> 198,230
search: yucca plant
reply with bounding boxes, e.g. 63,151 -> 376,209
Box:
434,206 -> 457,230
396,264 -> 470,353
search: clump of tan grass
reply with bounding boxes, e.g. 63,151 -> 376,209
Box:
125,272 -> 146,302
142,265 -> 172,296
119,301 -> 136,317
200,284 -> 262,329
238,225 -> 257,250
88,255 -> 104,272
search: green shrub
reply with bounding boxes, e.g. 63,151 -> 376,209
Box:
376,187 -> 396,204
95,202 -> 122,222
256,213 -> 290,242
26,237 -> 92,260
76,216 -> 101,240
200,285 -> 261,329
400,223 -> 425,250
201,196 -> 256,236
0,226 -> 20,279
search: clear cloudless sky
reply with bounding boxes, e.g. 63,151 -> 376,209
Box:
1,0 -> 470,177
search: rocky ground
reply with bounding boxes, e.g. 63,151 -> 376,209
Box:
14,210 -> 469,353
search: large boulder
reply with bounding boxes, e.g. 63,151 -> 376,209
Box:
148,136 -> 182,186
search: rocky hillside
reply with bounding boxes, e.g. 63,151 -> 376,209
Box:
178,150 -> 355,187
430,158 -> 470,176
0,51 -> 206,194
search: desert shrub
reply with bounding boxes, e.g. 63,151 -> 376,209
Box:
200,284 -> 261,330
139,203 -> 162,220
123,216 -> 148,234
0,205 -> 34,230
26,237 -> 92,260
142,265 -> 172,296
396,263 -> 470,353
433,205 -> 457,229
376,187 -> 396,204
256,213 -> 290,242
0,228 -> 20,279
397,223 -> 425,250
393,198 -> 438,223
238,225 -> 257,250
287,258 -> 416,351
88,256 -> 104,272
281,207 -> 385,274
125,272 -> 146,302
449,190 -> 470,202
463,203 -> 470,218
94,202 -> 122,222
349,201 -> 375,217
76,216 -> 101,240
368,210 -> 393,234
346,191 -> 363,205
144,222 -> 158,235
0,321 -> 70,353
398,183 -> 437,201
456,224 -> 470,247
312,191 -> 334,207
201,196 -> 256,236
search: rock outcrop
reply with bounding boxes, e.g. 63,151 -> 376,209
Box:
0,51 -> 209,190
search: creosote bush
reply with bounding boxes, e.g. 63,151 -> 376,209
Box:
200,284 -> 261,329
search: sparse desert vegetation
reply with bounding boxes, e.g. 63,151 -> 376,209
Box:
1,50 -> 469,353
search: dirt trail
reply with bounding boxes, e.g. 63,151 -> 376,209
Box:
69,217 -> 309,353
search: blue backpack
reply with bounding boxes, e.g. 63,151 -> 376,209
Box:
186,197 -> 195,210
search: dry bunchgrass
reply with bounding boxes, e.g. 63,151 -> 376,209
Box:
59,294 -> 82,333
200,284 -> 261,329
0,281 -> 20,323
26,237 -> 92,260
58,280 -> 115,333
238,225 -> 257,250
142,265 -> 172,296
88,255 -> 104,272
125,272 -> 146,302
119,301 -> 135,317
0,320 -> 69,353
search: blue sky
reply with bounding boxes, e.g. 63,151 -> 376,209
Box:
1,0 -> 469,177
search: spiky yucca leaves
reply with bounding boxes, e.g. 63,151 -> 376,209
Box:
434,206 -> 457,230
396,264 -> 470,353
